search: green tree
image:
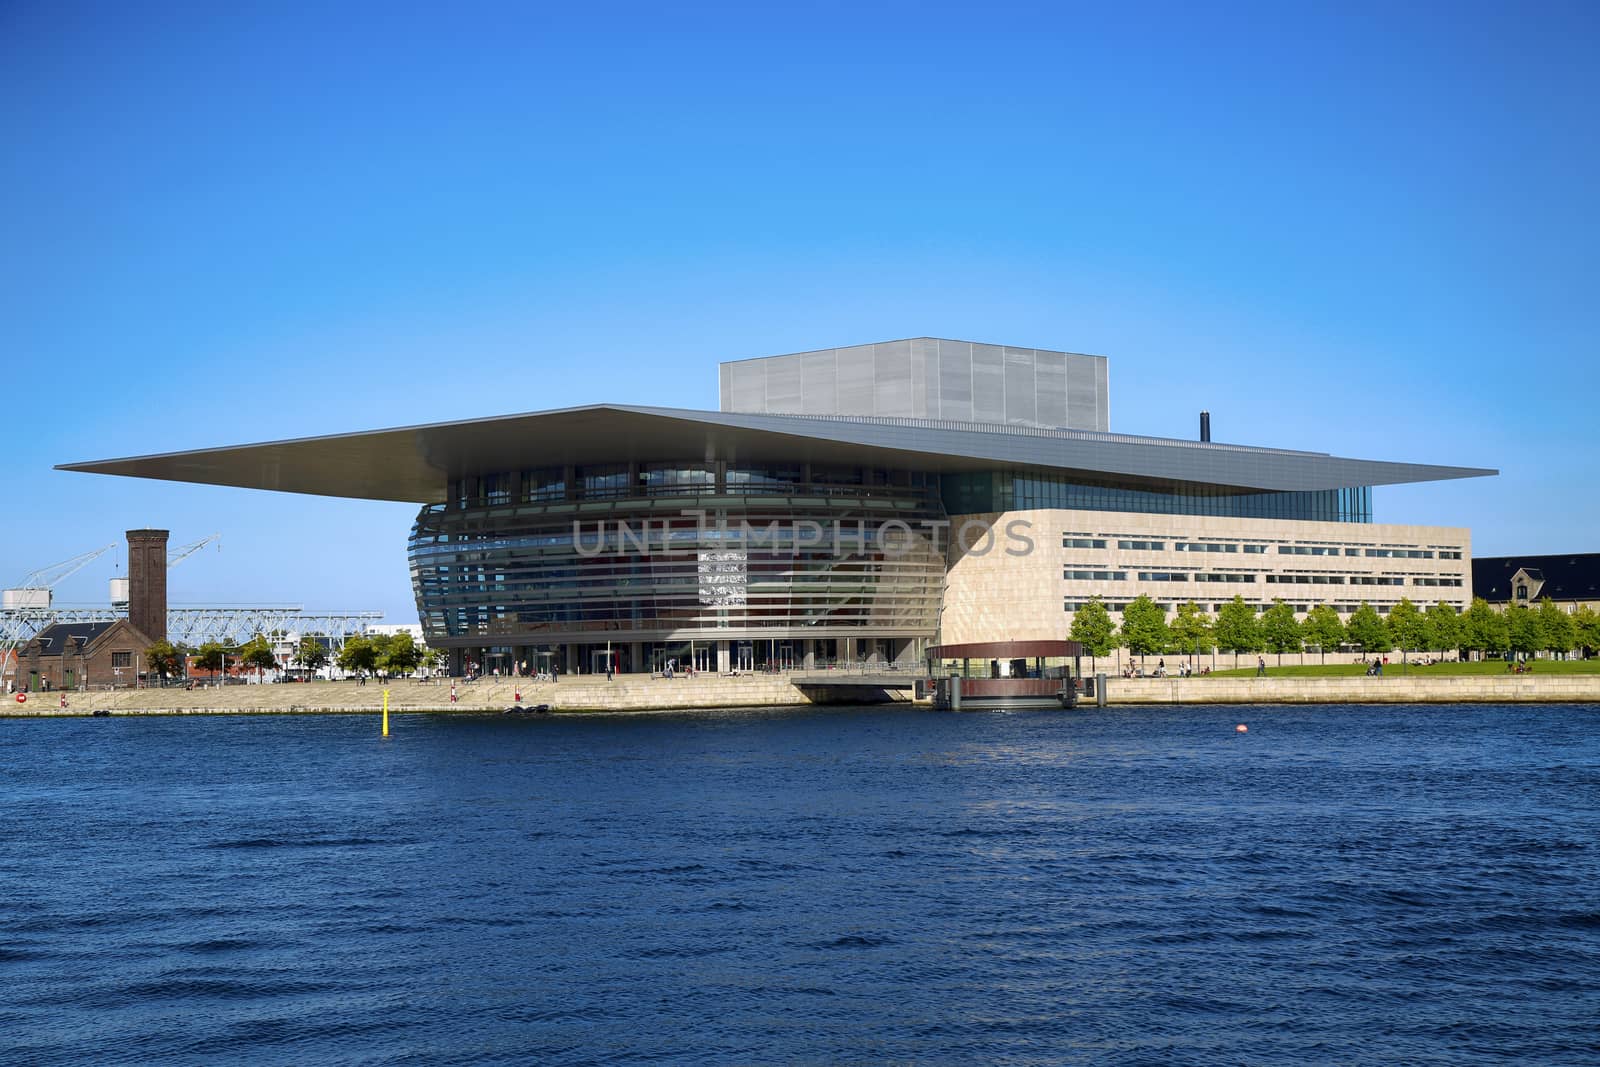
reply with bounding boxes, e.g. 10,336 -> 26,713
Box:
1069,598 -> 1116,674
193,641 -> 231,681
295,636 -> 329,677
1536,597 -> 1575,658
381,632 -> 424,677
1168,601 -> 1213,667
1213,596 -> 1262,669
337,636 -> 379,677
1303,604 -> 1345,665
238,635 -> 279,681
1386,598 -> 1426,665
1345,602 -> 1389,657
1571,605 -> 1600,659
367,633 -> 394,661
145,639 -> 183,683
1506,603 -> 1541,659
1260,600 -> 1302,665
1424,601 -> 1462,659
1461,597 -> 1508,656
1118,595 -> 1169,668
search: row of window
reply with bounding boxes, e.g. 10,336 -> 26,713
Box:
1174,541 -> 1270,555
974,473 -> 1375,523
457,465 -> 943,507
1061,533 -> 1464,560
1064,600 -> 1427,615
1068,569 -> 1462,588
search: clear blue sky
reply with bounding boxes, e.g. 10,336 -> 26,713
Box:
3,1 -> 1595,622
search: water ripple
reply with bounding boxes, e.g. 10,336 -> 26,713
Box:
1,703 -> 1597,1065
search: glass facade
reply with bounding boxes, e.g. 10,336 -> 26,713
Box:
410,463 -> 946,649
942,472 -> 1373,523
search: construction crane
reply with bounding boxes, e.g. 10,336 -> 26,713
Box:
2,543 -> 118,680
168,533 -> 220,567
4,544 -> 116,610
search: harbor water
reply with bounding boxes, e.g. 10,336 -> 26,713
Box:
3,704 -> 1598,1064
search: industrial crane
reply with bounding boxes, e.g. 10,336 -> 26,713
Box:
2,543 -> 118,681
5,544 -> 117,605
168,533 -> 220,567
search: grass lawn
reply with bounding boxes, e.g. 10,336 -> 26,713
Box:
1198,659 -> 1600,678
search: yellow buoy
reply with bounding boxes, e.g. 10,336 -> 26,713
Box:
382,688 -> 390,738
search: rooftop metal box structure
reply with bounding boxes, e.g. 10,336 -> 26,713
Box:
719,337 -> 1110,431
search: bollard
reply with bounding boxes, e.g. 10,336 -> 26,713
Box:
1096,673 -> 1108,707
948,671 -> 962,712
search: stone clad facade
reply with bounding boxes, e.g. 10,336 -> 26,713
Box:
942,509 -> 1472,645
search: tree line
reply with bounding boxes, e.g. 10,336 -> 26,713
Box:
1068,595 -> 1600,670
142,631 -> 440,683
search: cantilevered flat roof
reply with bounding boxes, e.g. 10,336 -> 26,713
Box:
57,405 -> 1496,505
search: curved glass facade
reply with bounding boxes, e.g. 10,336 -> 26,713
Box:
409,463 -> 947,667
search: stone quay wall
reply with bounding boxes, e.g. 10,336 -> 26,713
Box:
2,673 -> 1596,718
1100,675 -> 1600,705
0,674 -> 893,717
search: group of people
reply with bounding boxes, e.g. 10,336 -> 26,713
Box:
659,659 -> 696,679
1123,658 -> 1208,679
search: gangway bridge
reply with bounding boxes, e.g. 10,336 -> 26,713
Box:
791,663 -> 922,690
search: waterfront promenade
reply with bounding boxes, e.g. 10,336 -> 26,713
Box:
4,672 -> 1598,716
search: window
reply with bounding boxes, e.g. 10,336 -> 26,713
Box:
1516,585 -> 1528,600
112,651 -> 132,668
1062,536 -> 1107,549
1176,542 -> 1238,553
483,473 -> 511,506
524,468 -> 566,502
1243,544 -> 1267,554
1117,539 -> 1165,551
1138,571 -> 1187,581
1064,569 -> 1126,581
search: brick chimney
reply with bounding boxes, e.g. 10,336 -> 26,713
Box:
127,529 -> 168,643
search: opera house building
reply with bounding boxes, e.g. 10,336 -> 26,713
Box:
61,338 -> 1495,676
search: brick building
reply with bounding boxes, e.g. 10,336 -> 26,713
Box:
15,618 -> 158,692
14,529 -> 167,692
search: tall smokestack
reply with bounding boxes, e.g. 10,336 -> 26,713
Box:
127,529 -> 168,643
1200,411 -> 1211,443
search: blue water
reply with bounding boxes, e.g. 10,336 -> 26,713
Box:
3,704 -> 1599,1065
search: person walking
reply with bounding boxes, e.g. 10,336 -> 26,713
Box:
1256,655 -> 1266,677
